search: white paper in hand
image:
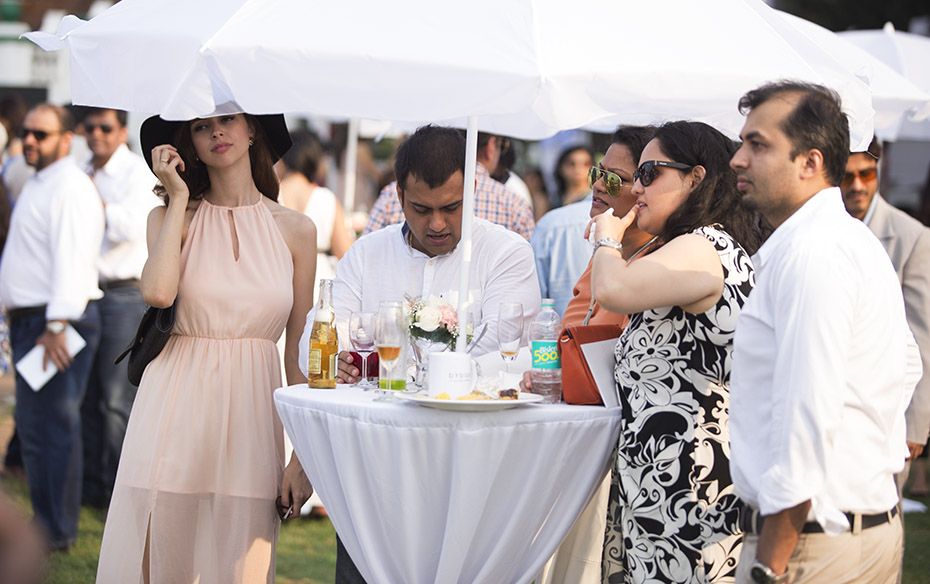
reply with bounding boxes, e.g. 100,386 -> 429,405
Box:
15,325 -> 87,392
580,339 -> 619,408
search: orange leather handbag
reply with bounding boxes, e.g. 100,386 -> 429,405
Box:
559,324 -> 622,405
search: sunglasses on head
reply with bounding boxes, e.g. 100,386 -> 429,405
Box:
841,167 -> 878,185
84,122 -> 115,134
19,128 -> 60,142
633,160 -> 693,187
588,166 -> 627,197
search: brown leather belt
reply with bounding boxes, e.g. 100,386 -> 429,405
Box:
100,278 -> 140,291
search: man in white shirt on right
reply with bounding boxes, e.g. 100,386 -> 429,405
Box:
729,81 -> 919,584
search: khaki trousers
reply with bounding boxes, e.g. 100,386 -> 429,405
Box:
735,513 -> 903,584
537,474 -> 611,584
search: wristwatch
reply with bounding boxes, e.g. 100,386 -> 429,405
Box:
46,320 -> 67,335
594,237 -> 623,254
750,560 -> 788,584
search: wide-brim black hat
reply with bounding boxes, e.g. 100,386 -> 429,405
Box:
140,113 -> 291,171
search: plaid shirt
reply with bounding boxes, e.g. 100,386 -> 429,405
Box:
364,165 -> 535,240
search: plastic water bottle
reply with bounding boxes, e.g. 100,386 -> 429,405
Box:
530,299 -> 562,403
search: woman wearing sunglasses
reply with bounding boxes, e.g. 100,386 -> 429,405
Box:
590,121 -> 768,583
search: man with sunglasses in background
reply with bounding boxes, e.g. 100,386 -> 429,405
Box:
78,107 -> 160,509
840,136 -> 930,500
0,103 -> 104,551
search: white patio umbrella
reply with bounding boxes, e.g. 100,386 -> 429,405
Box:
840,23 -> 930,140
25,0 -> 882,356
775,14 -> 930,141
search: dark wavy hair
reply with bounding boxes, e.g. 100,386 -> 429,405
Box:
154,114 -> 279,204
652,121 -> 769,255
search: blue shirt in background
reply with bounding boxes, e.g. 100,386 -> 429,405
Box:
530,195 -> 592,316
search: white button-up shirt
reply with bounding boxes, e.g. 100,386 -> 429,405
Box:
730,187 -> 920,534
299,218 -> 541,376
89,144 -> 160,281
0,157 -> 105,320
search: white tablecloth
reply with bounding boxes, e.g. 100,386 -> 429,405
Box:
274,385 -> 621,584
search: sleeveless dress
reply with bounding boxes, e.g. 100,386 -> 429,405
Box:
96,198 -> 293,583
602,226 -> 754,584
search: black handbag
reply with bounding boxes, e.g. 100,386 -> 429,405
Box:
114,304 -> 177,386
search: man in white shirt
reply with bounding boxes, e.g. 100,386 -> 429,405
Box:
79,107 -> 160,508
0,103 -> 105,551
298,125 -> 540,584
728,82 -> 918,584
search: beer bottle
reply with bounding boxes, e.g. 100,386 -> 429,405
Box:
308,279 -> 338,389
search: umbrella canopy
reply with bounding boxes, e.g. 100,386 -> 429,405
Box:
776,13 -> 930,141
26,0 -> 877,146
840,23 -> 930,141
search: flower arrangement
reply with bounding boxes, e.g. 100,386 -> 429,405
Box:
406,295 -> 469,345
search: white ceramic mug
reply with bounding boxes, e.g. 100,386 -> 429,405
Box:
427,352 -> 477,398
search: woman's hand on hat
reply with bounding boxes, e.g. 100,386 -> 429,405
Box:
151,144 -> 189,199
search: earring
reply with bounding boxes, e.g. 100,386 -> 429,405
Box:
249,138 -> 254,146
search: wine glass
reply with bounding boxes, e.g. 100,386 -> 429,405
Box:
497,303 -> 523,374
374,301 -> 406,401
349,311 -> 376,389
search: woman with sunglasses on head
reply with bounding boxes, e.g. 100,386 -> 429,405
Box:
96,113 -> 316,583
590,121 -> 768,583
524,126 -> 656,583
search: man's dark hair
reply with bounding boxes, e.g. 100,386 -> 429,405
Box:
610,125 -> 656,166
80,107 -> 129,127
282,129 -> 327,183
653,120 -> 770,255
862,135 -> 882,161
395,125 -> 465,191
738,80 -> 849,186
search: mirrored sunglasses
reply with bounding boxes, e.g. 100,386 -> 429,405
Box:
588,166 -> 626,197
841,167 -> 878,185
633,160 -> 693,187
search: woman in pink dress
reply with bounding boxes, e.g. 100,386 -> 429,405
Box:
96,112 -> 316,583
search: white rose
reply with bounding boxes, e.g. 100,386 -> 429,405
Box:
417,305 -> 442,332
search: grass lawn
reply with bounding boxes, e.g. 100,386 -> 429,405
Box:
0,474 -> 336,583
0,386 -> 928,583
3,471 -> 929,583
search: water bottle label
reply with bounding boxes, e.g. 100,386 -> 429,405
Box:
531,340 -> 560,370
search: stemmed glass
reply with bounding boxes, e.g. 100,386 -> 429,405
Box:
349,311 -> 376,390
374,301 -> 406,401
497,302 -> 523,374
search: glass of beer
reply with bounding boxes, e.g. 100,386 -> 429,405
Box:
497,302 -> 523,374
374,301 -> 406,401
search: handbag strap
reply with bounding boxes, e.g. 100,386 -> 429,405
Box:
583,235 -> 659,326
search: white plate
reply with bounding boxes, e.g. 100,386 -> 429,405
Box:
394,391 -> 544,411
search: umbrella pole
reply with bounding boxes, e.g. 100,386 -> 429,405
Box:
343,117 -> 360,213
455,116 -> 478,353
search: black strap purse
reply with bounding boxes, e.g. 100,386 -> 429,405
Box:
114,304 -> 177,386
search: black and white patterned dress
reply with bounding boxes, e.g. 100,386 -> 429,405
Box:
602,225 -> 754,584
